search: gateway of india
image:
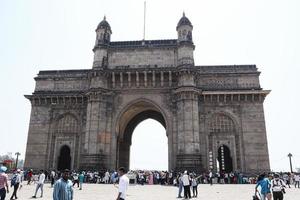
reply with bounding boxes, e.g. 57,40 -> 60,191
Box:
24,13 -> 270,173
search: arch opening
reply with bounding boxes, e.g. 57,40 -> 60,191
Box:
130,119 -> 168,170
116,101 -> 169,171
57,145 -> 71,170
217,145 -> 233,173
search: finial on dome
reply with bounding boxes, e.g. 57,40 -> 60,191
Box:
104,15 -> 106,20
183,12 -> 185,17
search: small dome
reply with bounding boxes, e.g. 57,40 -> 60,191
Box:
176,12 -> 192,30
96,16 -> 111,32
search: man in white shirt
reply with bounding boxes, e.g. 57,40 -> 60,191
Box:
104,171 -> 110,184
32,170 -> 45,198
182,170 -> 191,199
116,167 -> 129,200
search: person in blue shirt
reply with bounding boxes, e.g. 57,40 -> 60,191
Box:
53,169 -> 73,200
255,174 -> 272,200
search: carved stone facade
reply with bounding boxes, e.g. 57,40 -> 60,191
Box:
24,14 -> 270,173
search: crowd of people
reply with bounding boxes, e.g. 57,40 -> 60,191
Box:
0,165 -> 300,200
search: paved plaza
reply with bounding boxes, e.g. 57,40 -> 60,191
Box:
9,183 -> 300,200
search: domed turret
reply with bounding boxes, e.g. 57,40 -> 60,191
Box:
177,12 -> 193,43
95,16 -> 112,46
96,16 -> 112,32
176,13 -> 194,66
93,16 -> 112,68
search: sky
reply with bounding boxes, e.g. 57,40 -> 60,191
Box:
0,0 -> 299,172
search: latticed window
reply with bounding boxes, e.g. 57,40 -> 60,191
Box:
209,113 -> 235,133
56,114 -> 78,134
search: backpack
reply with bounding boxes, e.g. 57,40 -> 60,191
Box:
11,175 -> 17,186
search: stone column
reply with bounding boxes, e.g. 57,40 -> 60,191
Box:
24,100 -> 51,170
82,80 -> 110,170
174,69 -> 202,173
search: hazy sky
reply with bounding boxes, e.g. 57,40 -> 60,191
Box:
0,0 -> 299,172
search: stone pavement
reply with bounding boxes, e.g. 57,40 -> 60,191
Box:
8,183 -> 300,200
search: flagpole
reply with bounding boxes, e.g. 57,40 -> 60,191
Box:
143,1 -> 146,40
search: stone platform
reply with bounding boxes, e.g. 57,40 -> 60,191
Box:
8,183 -> 300,200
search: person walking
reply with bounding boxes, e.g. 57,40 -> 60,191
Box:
10,169 -> 21,200
53,169 -> 73,200
0,166 -> 9,200
79,172 -> 84,190
182,171 -> 191,199
32,170 -> 45,198
27,169 -> 33,185
255,174 -> 272,200
72,173 -> 79,188
271,173 -> 286,200
116,167 -> 129,200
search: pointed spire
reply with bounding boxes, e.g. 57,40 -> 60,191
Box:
183,11 -> 185,17
104,15 -> 106,20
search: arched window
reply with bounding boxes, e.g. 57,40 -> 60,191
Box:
56,114 -> 78,134
209,113 -> 235,133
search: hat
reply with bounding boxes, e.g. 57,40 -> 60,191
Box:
0,166 -> 7,172
184,170 -> 187,174
17,169 -> 21,173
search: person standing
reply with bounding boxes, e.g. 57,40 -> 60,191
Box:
0,166 -> 9,200
191,176 -> 198,198
50,170 -> 56,188
294,173 -> 300,188
32,170 -> 45,198
78,172 -> 84,190
182,171 -> 191,199
53,169 -> 73,200
271,173 -> 286,200
255,174 -> 272,200
209,170 -> 213,186
116,167 -> 129,200
177,173 -> 183,198
104,170 -> 110,184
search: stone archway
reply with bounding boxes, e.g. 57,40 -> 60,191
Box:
57,145 -> 71,170
207,112 -> 241,172
115,100 -> 169,170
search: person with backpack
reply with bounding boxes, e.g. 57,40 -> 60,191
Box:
10,169 -> 21,200
271,173 -> 286,200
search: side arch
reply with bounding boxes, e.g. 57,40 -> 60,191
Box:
47,112 -> 82,170
205,110 -> 243,172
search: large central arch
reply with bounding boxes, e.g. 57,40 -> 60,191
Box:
115,100 -> 170,170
